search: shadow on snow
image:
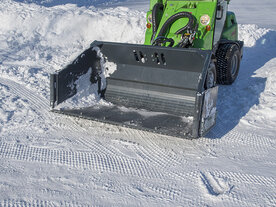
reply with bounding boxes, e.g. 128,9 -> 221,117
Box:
207,30 -> 276,139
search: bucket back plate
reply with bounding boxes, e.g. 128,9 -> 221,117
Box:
50,41 -> 214,138
97,41 -> 211,116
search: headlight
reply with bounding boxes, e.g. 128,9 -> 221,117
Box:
200,15 -> 210,26
148,13 -> 152,23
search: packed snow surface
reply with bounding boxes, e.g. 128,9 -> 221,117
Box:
0,0 -> 275,206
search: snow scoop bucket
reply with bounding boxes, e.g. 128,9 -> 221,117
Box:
50,41 -> 218,138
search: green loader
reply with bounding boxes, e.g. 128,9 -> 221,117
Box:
50,0 -> 243,138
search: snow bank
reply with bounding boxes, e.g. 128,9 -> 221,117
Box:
15,0 -> 131,7
239,52 -> 276,135
241,25 -> 276,133
238,24 -> 270,47
0,0 -> 145,100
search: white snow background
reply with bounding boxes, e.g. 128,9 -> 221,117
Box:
0,0 -> 275,206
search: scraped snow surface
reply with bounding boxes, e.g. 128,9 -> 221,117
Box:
0,0 -> 275,206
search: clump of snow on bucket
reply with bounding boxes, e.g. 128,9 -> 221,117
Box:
92,47 -> 117,77
92,46 -> 117,91
55,47 -> 117,109
55,68 -> 104,109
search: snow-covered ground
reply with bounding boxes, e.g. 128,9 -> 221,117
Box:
0,0 -> 275,206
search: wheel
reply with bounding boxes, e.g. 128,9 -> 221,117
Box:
216,43 -> 241,85
205,60 -> 216,89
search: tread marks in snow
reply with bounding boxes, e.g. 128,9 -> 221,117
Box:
212,170 -> 276,188
0,199 -> 91,207
0,142 -> 163,179
0,78 -> 125,156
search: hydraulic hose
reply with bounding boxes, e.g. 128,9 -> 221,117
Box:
157,12 -> 194,38
152,3 -> 164,36
153,36 -> 174,47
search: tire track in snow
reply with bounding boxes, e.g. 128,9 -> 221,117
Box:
0,77 -> 49,114
52,115 -> 121,155
228,130 -> 275,152
226,187 -> 276,207
0,199 -> 91,207
201,123 -> 275,161
61,116 -> 275,204
0,77 -> 86,149
209,121 -> 275,148
113,129 -> 204,191
120,114 -> 274,174
201,170 -> 275,206
0,78 -> 53,142
198,171 -> 276,206
153,168 -> 276,205
55,116 -> 138,158
121,128 -> 186,168
0,77 -> 195,173
133,180 -> 190,204
118,128 -> 210,195
0,77 -> 129,156
0,142 -> 163,179
130,177 -> 210,206
212,170 -> 275,188
1,79 -> 274,204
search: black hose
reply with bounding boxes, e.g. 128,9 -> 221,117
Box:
153,36 -> 174,47
157,12 -> 194,38
152,3 -> 164,39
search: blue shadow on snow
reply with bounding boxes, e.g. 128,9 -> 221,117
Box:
206,30 -> 276,139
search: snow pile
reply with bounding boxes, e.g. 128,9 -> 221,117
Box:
241,25 -> 276,134
15,0 -> 130,7
239,44 -> 276,135
238,24 -> 270,47
0,0 -> 145,100
242,59 -> 276,133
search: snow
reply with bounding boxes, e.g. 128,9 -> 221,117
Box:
0,0 -> 276,206
55,46 -> 118,109
55,68 -> 102,109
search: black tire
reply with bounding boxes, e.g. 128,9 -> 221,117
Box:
205,61 -> 217,89
216,43 -> 241,85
